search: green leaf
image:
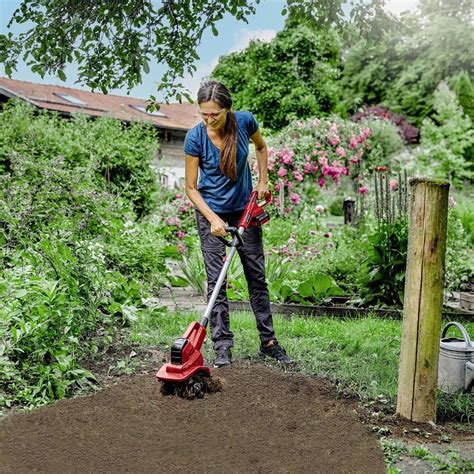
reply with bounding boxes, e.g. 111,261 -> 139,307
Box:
58,69 -> 66,81
310,274 -> 335,294
168,275 -> 188,287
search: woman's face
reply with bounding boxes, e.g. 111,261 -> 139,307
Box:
199,100 -> 228,131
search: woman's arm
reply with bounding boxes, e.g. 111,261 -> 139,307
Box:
184,154 -> 228,236
250,129 -> 269,199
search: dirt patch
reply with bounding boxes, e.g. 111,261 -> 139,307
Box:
0,362 -> 385,473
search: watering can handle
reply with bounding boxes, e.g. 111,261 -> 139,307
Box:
441,322 -> 473,348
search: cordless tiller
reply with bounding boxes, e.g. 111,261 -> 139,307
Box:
156,191 -> 272,399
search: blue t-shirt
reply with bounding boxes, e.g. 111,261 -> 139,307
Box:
184,111 -> 259,213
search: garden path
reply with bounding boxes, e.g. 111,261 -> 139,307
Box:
0,364 -> 386,473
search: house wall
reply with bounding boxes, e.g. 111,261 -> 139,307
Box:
156,128 -> 187,167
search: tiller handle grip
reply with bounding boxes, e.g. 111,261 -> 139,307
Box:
217,226 -> 244,248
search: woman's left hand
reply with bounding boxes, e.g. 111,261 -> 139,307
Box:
254,181 -> 269,200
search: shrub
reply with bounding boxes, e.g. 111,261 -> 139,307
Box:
417,82 -> 474,183
327,196 -> 344,216
0,102 -> 169,408
445,208 -> 474,293
358,117 -> 406,171
358,218 -> 408,307
263,116 -> 372,212
352,106 -> 419,144
0,100 -> 159,216
454,71 -> 474,124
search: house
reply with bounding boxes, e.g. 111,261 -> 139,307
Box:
0,77 -> 201,187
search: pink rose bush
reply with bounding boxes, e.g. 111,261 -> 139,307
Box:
156,192 -> 195,254
260,117 -> 372,212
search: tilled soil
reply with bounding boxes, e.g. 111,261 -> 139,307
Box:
0,363 -> 385,473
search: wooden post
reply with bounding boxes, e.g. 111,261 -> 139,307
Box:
396,178 -> 449,422
343,197 -> 356,225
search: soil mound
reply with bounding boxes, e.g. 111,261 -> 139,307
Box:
0,363 -> 385,473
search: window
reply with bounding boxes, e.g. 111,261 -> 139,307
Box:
158,174 -> 169,187
54,93 -> 86,106
130,104 -> 167,118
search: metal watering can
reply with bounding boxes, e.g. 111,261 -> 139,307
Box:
438,322 -> 474,393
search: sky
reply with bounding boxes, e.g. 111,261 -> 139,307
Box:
0,0 -> 419,101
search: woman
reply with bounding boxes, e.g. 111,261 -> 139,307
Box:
184,80 -> 294,368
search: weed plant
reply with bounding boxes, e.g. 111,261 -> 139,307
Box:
381,438 -> 474,473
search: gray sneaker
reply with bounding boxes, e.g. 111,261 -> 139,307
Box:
214,347 -> 232,368
260,340 -> 295,365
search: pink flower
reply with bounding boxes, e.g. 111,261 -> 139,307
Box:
277,167 -> 287,178
389,179 -> 398,191
290,192 -> 301,204
318,178 -> 326,188
165,217 -> 182,228
359,186 -> 369,195
275,182 -> 281,192
175,193 -> 183,199
177,230 -> 186,240
315,205 -> 325,213
349,135 -> 358,149
293,170 -> 304,182
335,146 -> 346,158
178,206 -> 187,213
328,135 -> 340,146
177,242 -> 187,254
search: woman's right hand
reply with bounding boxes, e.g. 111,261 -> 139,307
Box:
210,216 -> 228,237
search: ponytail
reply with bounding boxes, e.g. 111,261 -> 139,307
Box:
220,110 -> 237,181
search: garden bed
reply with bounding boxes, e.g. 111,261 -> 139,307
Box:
0,364 -> 386,473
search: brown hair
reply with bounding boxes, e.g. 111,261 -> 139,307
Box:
197,81 -> 237,181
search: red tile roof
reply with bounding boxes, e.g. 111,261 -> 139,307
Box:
0,77 -> 201,131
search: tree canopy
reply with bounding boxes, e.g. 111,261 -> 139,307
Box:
340,0 -> 474,123
212,21 -> 341,131
0,0 -> 397,102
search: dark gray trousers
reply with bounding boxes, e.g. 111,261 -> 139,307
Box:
195,209 -> 276,350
